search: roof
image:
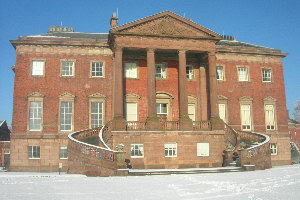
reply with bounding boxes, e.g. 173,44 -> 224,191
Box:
0,120 -> 4,127
216,40 -> 287,57
111,10 -> 221,39
27,32 -> 109,40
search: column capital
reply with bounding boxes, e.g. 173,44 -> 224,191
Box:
178,49 -> 187,54
115,45 -> 123,51
146,48 -> 155,53
208,51 -> 216,57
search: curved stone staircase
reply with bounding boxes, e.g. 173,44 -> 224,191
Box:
68,121 -> 272,176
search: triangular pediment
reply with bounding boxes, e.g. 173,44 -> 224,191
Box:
112,11 -> 221,39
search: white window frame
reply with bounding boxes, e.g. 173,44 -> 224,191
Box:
164,143 -> 177,157
130,144 -> 144,158
216,66 -> 224,80
156,103 -> 168,120
59,146 -> 68,159
188,103 -> 195,121
88,93 -> 106,129
265,104 -> 276,130
197,143 -> 209,156
32,60 -> 45,76
270,143 -> 277,155
91,61 -> 104,77
91,102 -> 103,128
155,63 -> 167,79
241,104 -> 251,131
186,65 -> 194,80
262,68 -> 272,82
124,62 -> 138,79
126,102 -> 138,121
60,102 -> 73,131
218,103 -> 226,123
28,146 -> 40,159
27,92 -> 44,132
61,61 -> 75,77
237,66 -> 249,82
29,101 -> 42,131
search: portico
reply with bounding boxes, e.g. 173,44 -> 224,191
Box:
109,11 -> 223,131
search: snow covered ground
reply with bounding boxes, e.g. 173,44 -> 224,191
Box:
1,165 -> 300,200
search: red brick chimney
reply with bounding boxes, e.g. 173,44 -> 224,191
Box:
110,12 -> 118,29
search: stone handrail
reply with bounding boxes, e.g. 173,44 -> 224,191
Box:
236,130 -> 271,170
68,126 -> 126,176
224,123 -> 238,150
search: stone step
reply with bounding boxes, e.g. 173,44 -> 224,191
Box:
127,167 -> 243,176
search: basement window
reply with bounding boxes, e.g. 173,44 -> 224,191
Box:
165,143 -> 177,157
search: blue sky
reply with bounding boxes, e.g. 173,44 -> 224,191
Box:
0,0 -> 299,124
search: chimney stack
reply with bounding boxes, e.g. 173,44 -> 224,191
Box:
110,12 -> 118,29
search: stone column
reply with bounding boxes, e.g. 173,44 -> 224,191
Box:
178,50 -> 192,130
208,52 -> 223,130
112,46 -> 126,130
199,65 -> 208,121
146,48 -> 159,130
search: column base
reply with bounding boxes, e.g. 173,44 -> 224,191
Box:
146,115 -> 160,130
179,115 -> 193,131
112,116 -> 126,131
210,116 -> 224,130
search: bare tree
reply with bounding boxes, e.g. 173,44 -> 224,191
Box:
293,99 -> 300,122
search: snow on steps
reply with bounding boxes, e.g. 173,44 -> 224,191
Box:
126,166 -> 243,176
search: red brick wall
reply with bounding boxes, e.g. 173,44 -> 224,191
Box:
12,47 -> 113,134
216,58 -> 289,133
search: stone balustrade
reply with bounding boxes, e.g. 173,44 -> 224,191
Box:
236,130 -> 271,170
125,120 -> 211,131
224,123 -> 238,150
68,127 -> 126,176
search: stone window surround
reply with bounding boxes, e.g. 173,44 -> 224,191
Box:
261,67 -> 273,83
125,93 -> 141,121
197,142 -> 210,157
90,60 -> 105,78
124,61 -> 139,79
218,95 -> 229,123
28,145 -> 40,159
59,146 -> 68,159
239,96 -> 253,131
27,92 -> 45,132
270,143 -> 277,155
155,62 -> 168,80
130,143 -> 144,158
88,93 -> 106,129
58,92 -> 75,132
156,91 -> 174,121
31,58 -> 46,77
216,64 -> 225,81
186,63 -> 196,81
263,96 -> 277,131
60,59 -> 76,78
188,95 -> 197,121
164,143 -> 177,157
236,65 -> 250,82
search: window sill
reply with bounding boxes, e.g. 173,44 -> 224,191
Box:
131,156 -> 144,158
60,158 -> 68,160
29,158 -> 40,160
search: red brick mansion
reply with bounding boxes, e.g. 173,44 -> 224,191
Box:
10,11 -> 291,174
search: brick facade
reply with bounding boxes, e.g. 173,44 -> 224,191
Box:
9,11 -> 291,172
